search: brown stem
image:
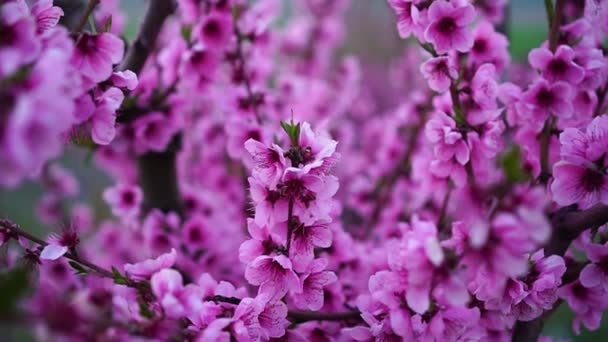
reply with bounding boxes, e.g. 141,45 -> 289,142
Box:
285,198 -> 295,252
537,117 -> 555,184
119,0 -> 176,75
594,82 -> 608,117
287,310 -> 362,324
74,0 -> 99,33
511,204 -> 608,341
548,0 -> 565,52
137,136 -> 183,216
118,0 -> 181,216
437,183 -> 453,229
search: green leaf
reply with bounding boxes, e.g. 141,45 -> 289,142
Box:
280,120 -> 301,147
103,15 -> 113,33
0,266 -> 31,315
112,266 -> 129,285
181,25 -> 192,42
500,145 -> 529,182
138,296 -> 155,319
68,261 -> 88,276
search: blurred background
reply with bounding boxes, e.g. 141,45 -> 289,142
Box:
1,0 -> 604,340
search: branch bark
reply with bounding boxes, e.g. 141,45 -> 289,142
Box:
118,0 -> 181,216
511,204 -> 608,341
119,0 -> 176,74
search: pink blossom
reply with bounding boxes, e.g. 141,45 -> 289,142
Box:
387,0 -> 417,39
245,138 -> 287,190
580,242 -> 608,291
521,79 -> 573,120
233,295 -> 289,340
558,280 -> 608,333
30,0 -> 63,34
150,268 -> 187,318
470,21 -> 510,71
182,215 -> 212,252
102,183 -> 142,220
133,112 -> 178,153
39,229 -> 79,261
292,258 -> 338,311
124,248 -> 177,279
71,32 -> 124,84
424,0 -> 475,54
420,55 -> 458,93
551,116 -> 608,209
529,45 -> 585,84
471,63 -> 499,110
196,12 -> 232,48
289,220 -> 332,272
244,254 -> 301,299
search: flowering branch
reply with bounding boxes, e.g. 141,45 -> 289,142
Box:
0,219 -> 113,279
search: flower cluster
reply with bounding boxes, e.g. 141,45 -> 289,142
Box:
2,0 -> 608,341
241,121 -> 340,314
0,0 -> 133,188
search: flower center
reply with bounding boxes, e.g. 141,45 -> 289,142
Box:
581,167 -> 604,192
203,20 -> 221,39
473,38 -> 487,53
536,88 -> 555,107
547,58 -> 568,76
437,17 -> 457,34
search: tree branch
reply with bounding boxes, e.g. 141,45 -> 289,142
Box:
119,0 -> 176,75
118,0 -> 181,216
0,219 -> 113,279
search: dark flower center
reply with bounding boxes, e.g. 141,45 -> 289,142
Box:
247,130 -> 261,142
437,17 -> 457,34
203,20 -> 221,39
191,50 -> 210,66
571,282 -> 588,299
121,190 -> 136,206
581,168 -> 604,192
284,146 -> 314,166
76,34 -> 98,54
473,38 -> 487,53
143,121 -> 160,139
547,58 -> 568,76
0,24 -> 17,46
60,231 -> 80,248
188,226 -> 203,243
536,88 -> 555,107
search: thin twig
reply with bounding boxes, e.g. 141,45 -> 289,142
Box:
537,0 -> 564,184
287,310 -> 362,323
0,219 -> 113,278
548,0 -> 565,52
286,198 -> 295,253
74,0 -> 100,33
